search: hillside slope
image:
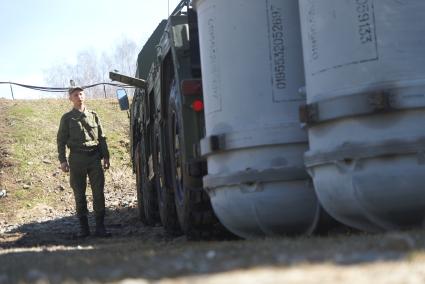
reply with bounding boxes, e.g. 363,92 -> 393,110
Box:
0,98 -> 135,231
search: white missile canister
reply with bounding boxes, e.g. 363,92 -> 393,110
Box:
299,0 -> 425,232
194,0 -> 329,238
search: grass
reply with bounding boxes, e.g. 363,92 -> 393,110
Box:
0,98 -> 133,222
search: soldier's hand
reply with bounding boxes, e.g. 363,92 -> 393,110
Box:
103,158 -> 110,170
60,162 -> 70,173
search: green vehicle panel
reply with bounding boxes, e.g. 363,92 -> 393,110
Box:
110,0 -> 227,239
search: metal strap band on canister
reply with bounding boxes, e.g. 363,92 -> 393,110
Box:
300,90 -> 425,125
304,138 -> 425,167
203,166 -> 309,190
200,123 -> 307,157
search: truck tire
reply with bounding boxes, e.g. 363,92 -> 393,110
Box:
154,122 -> 181,235
168,95 -> 220,240
134,142 -> 147,223
141,136 -> 160,226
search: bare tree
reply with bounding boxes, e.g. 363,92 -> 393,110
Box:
100,51 -> 115,98
113,36 -> 138,76
75,49 -> 103,98
43,63 -> 74,98
43,37 -> 139,99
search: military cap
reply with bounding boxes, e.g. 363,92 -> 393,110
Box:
68,86 -> 84,95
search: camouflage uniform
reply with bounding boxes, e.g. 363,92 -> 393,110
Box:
57,108 -> 110,232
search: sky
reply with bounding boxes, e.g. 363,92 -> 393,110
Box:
0,0 -> 182,99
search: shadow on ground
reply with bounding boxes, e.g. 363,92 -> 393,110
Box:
0,206 -> 170,248
1,207 -> 425,283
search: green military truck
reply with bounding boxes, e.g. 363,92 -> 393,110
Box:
110,0 -> 223,239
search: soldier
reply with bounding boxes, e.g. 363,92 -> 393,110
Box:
57,86 -> 111,238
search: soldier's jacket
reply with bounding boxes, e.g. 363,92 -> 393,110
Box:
57,108 -> 110,163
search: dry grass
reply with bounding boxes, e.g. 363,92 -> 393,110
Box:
0,98 -> 134,224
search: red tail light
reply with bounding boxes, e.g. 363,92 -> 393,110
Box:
181,79 -> 202,96
192,100 -> 204,112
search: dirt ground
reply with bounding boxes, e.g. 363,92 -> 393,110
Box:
1,209 -> 425,284
1,99 -> 425,284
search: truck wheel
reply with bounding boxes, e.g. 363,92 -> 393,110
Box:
154,124 -> 181,235
135,142 -> 147,223
168,97 -> 218,240
141,137 -> 160,226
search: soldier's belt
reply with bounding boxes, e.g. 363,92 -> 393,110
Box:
70,146 -> 99,156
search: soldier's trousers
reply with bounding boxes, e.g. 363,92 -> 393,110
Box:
69,151 -> 105,218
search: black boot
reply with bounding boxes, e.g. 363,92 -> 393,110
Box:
95,214 -> 111,237
77,216 -> 90,238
